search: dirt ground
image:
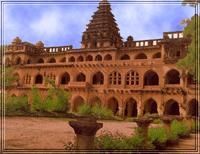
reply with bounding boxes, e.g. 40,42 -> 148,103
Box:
3,116 -> 199,151
4,116 -> 137,149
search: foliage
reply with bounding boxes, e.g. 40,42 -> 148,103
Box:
95,131 -> 153,150
77,103 -> 113,119
191,120 -> 200,133
177,15 -> 200,82
5,95 -> 29,113
30,83 -> 70,113
171,120 -> 190,138
148,127 -> 168,149
0,66 -> 18,88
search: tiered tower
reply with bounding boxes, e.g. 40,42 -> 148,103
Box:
81,0 -> 123,49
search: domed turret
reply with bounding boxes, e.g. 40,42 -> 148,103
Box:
36,41 -> 44,48
127,36 -> 134,42
12,37 -> 22,44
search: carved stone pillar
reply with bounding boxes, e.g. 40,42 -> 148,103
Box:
69,117 -> 103,150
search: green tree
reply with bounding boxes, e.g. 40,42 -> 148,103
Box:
177,1 -> 200,82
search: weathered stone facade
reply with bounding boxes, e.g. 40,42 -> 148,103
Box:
4,0 -> 198,117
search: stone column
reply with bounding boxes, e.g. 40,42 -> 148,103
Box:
69,117 -> 103,150
183,116 -> 193,132
133,117 -> 153,145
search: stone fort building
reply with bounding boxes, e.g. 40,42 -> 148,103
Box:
5,0 -> 198,117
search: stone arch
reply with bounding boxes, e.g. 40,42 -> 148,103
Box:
15,57 -> 22,65
107,97 -> 119,115
37,58 -> 44,63
104,54 -> 112,61
95,55 -> 102,61
48,57 -> 56,63
89,96 -> 102,106
125,70 -> 139,86
144,98 -> 158,114
188,99 -> 198,117
165,69 -> 180,84
72,96 -> 85,112
69,56 -> 75,62
60,57 -> 66,62
27,59 -> 31,64
35,74 -> 43,84
86,55 -> 93,61
109,71 -> 122,85
76,73 -> 86,82
135,53 -> 147,59
92,71 -> 104,85
144,70 -> 159,85
152,52 -> 161,59
120,54 -> 130,60
60,72 -> 70,85
124,98 -> 137,117
164,99 -> 180,115
77,56 -> 84,62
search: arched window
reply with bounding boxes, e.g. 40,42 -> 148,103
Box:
35,74 -> 43,84
144,99 -> 158,114
126,71 -> 139,86
92,72 -> 104,85
60,72 -> 70,84
48,58 -> 56,63
165,69 -> 180,84
120,54 -> 130,60
124,98 -> 137,117
104,54 -> 112,61
27,59 -> 31,64
135,53 -> 147,59
164,99 -> 180,115
69,56 -> 75,62
144,70 -> 159,85
95,55 -> 102,61
37,58 -> 44,63
107,97 -> 119,115
60,57 -> 66,62
152,52 -> 161,59
86,55 -> 93,61
77,56 -> 84,62
15,57 -> 21,65
109,71 -> 121,85
76,73 -> 86,82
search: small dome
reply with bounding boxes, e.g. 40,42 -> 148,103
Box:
127,36 -> 134,41
36,41 -> 44,48
12,37 -> 22,44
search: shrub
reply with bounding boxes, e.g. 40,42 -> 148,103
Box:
191,120 -> 200,133
95,131 -> 152,150
171,120 -> 190,138
77,104 -> 113,119
5,95 -> 29,113
148,127 -> 168,149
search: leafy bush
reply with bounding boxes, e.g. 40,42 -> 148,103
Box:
148,127 -> 168,149
191,120 -> 200,133
95,131 -> 153,150
30,85 -> 69,113
5,95 -> 29,113
77,104 -> 113,119
171,120 -> 190,138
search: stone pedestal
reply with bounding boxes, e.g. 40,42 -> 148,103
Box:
133,117 -> 153,145
69,116 -> 103,150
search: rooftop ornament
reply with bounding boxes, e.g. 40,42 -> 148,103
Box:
12,37 -> 22,44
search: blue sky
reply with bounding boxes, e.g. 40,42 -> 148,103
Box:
3,0 -> 195,48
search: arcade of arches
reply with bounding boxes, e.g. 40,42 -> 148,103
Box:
71,96 -> 199,117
